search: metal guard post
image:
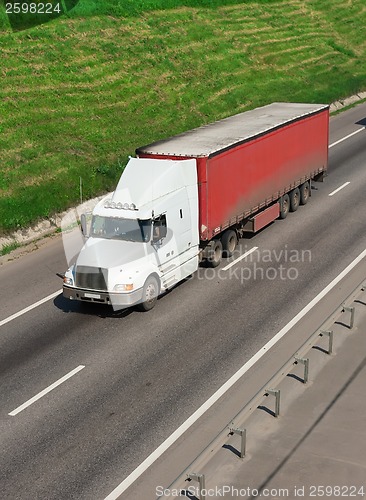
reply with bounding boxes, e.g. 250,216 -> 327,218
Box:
342,305 -> 355,329
320,329 -> 334,354
186,473 -> 206,500
265,389 -> 280,417
229,427 -> 247,458
294,357 -> 310,384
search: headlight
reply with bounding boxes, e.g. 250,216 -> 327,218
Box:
113,284 -> 134,292
64,277 -> 73,286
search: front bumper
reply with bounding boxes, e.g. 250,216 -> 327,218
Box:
63,285 -> 144,307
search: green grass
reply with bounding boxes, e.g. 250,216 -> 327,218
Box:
0,0 -> 365,234
0,241 -> 20,256
331,97 -> 366,116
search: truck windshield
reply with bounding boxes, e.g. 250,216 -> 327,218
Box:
90,216 -> 152,242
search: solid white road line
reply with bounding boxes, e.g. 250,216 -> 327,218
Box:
104,248 -> 366,500
0,290 -> 62,328
222,246 -> 259,271
329,127 -> 365,148
8,365 -> 85,416
328,182 -> 351,197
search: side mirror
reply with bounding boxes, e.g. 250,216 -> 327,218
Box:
152,232 -> 162,244
152,223 -> 166,243
152,215 -> 167,243
80,213 -> 88,237
160,225 -> 167,238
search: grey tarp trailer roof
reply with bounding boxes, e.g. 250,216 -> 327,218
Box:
136,102 -> 329,159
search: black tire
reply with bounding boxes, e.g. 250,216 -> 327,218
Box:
300,181 -> 310,205
221,229 -> 237,258
289,187 -> 300,212
279,194 -> 290,219
207,239 -> 223,268
138,275 -> 159,311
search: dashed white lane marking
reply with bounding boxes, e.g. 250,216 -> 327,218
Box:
9,365 -> 85,416
328,182 -> 351,197
329,127 -> 364,148
222,246 -> 259,271
0,290 -> 62,328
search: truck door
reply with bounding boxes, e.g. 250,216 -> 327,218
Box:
152,191 -> 198,289
152,214 -> 178,282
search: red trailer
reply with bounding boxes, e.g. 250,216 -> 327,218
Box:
137,102 -> 329,265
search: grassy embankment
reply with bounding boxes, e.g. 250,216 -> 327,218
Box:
0,0 -> 365,237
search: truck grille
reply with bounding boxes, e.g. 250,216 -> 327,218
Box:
75,266 -> 108,291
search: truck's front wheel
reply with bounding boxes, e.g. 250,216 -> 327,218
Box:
138,275 -> 159,311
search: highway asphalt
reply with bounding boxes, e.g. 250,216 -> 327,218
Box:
0,102 -> 365,499
189,282 -> 366,500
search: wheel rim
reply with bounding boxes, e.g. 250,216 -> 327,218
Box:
228,235 -> 236,253
214,244 -> 221,262
145,283 -> 156,303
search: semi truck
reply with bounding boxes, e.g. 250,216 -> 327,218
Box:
63,102 -> 329,311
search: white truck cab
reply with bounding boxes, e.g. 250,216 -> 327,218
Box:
63,157 -> 199,311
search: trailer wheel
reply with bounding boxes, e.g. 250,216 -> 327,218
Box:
289,188 -> 300,212
221,229 -> 237,258
279,194 -> 290,219
300,181 -> 310,205
207,239 -> 223,268
138,275 -> 159,311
